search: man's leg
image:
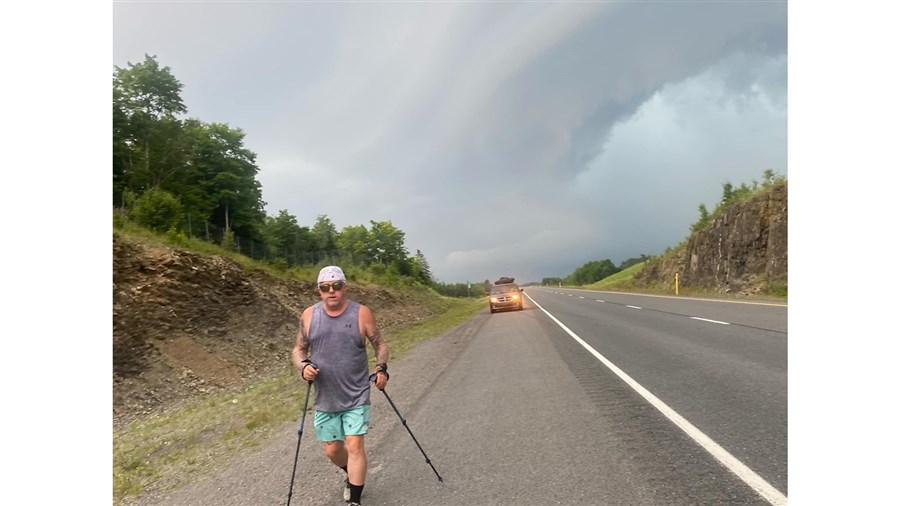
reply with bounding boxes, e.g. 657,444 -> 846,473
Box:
316,410 -> 353,501
345,434 -> 367,503
323,440 -> 348,468
324,440 -> 352,501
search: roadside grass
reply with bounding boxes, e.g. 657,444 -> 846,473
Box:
588,261 -> 688,295
768,284 -> 787,298
112,296 -> 486,503
584,262 -> 647,292
580,261 -> 683,295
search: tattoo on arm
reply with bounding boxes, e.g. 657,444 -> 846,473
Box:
293,313 -> 311,366
297,333 -> 310,359
367,328 -> 389,365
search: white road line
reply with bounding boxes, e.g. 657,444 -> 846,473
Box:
595,299 -> 605,303
526,294 -> 787,506
626,305 -> 642,309
691,317 -> 731,325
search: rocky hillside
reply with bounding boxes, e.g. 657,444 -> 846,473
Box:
633,181 -> 787,296
112,235 -> 438,426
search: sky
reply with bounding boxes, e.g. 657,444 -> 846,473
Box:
112,1 -> 787,285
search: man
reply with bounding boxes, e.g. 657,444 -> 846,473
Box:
292,265 -> 390,506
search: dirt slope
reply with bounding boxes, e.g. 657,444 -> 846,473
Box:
113,234 -> 437,427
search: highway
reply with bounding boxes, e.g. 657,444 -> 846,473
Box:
368,288 -> 787,505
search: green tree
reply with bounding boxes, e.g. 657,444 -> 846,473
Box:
368,220 -> 408,266
721,181 -> 735,205
569,259 -> 618,285
169,119 -> 216,236
189,122 -> 266,242
113,54 -> 187,201
411,249 -> 434,285
389,256 -> 416,279
261,210 -> 317,265
312,215 -> 338,252
691,203 -> 711,232
336,224 -> 370,262
262,210 -> 298,258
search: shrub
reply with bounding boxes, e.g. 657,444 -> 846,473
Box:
165,227 -> 189,245
129,189 -> 185,233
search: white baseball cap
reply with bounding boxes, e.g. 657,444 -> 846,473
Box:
317,265 -> 346,284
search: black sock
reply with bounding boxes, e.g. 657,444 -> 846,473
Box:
349,483 -> 364,503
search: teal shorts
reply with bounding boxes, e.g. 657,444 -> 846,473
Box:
314,404 -> 370,442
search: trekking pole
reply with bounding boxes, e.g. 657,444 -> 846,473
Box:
287,365 -> 316,506
370,374 -> 443,482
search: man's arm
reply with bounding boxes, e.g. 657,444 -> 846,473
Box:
291,307 -> 313,373
360,304 -> 389,365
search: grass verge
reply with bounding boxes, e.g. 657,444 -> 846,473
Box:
585,262 -> 647,291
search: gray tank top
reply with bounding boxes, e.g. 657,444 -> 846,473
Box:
308,300 -> 370,412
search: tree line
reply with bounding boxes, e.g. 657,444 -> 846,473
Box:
113,54 -> 434,286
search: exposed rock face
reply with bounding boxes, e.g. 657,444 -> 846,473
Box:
634,181 -> 787,296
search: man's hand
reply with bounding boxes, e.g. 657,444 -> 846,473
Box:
301,362 -> 319,382
370,369 -> 389,390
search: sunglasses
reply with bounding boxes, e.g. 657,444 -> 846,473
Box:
318,281 -> 345,292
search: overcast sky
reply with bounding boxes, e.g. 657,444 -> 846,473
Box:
113,1 -> 787,284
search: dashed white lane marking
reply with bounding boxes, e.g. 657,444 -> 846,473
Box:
691,317 -> 730,325
626,305 -> 642,309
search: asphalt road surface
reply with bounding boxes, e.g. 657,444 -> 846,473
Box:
140,288 -> 787,506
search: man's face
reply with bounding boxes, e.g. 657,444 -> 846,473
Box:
317,280 -> 347,309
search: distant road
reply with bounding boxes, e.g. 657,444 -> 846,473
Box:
143,288 -> 787,506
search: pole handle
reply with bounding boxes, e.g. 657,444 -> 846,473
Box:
303,362 -> 318,383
